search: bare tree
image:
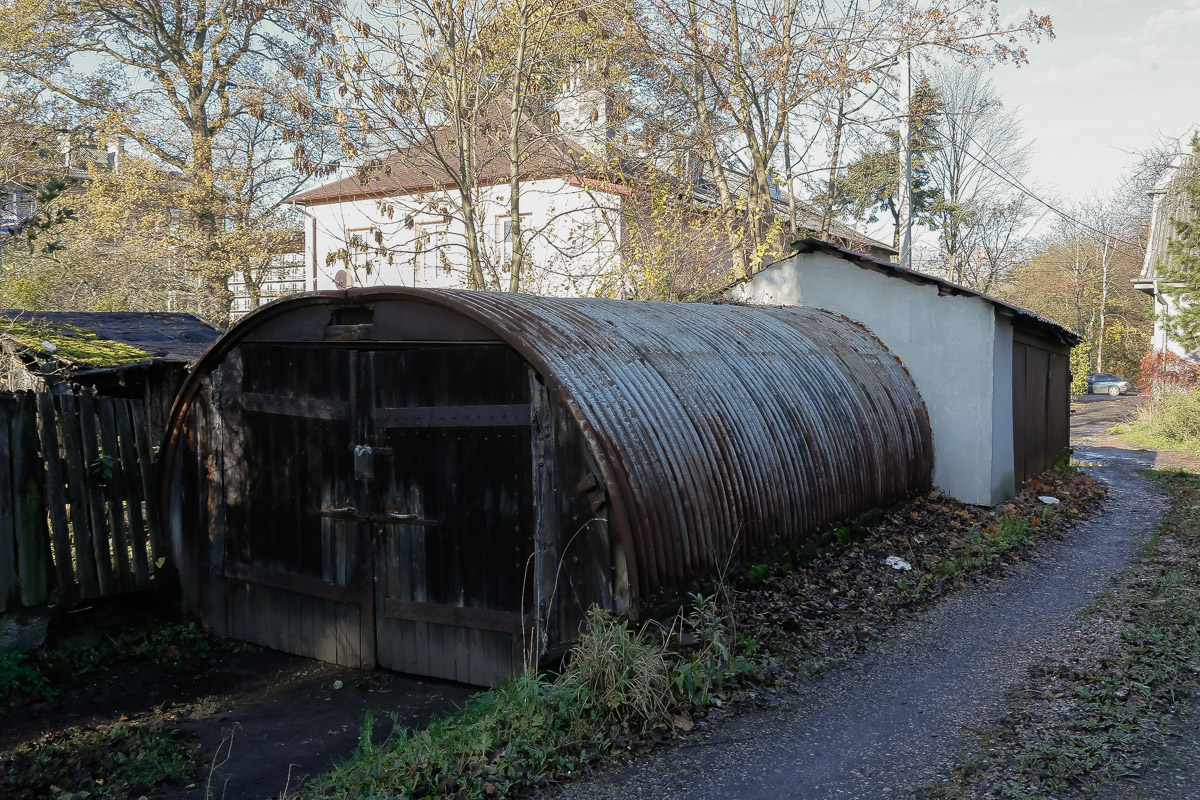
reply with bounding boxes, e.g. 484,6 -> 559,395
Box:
925,65 -> 1030,285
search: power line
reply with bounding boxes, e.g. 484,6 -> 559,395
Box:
871,77 -> 1145,253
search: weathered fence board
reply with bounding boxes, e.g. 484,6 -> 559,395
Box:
78,393 -> 115,596
59,393 -> 100,600
38,392 -> 77,605
114,403 -> 150,588
0,389 -> 163,610
13,392 -> 48,606
0,395 -> 15,612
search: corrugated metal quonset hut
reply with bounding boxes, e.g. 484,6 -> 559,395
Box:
163,289 -> 933,686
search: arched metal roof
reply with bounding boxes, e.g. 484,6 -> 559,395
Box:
164,289 -> 933,600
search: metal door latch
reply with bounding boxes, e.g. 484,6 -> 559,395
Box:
353,444 -> 374,480
319,505 -> 357,519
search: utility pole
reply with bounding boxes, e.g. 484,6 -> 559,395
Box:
897,48 -> 913,270
1097,237 -> 1110,372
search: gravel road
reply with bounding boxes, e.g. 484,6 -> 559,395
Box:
549,397 -> 1167,800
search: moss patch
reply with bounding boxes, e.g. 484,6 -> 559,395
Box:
3,321 -> 152,368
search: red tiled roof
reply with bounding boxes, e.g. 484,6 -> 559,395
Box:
287,121 -> 592,204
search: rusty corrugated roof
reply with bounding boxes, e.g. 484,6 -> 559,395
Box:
426,291 -> 934,596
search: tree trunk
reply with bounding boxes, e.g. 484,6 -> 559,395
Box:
822,97 -> 846,237
1097,238 -> 1110,371
506,19 -> 530,294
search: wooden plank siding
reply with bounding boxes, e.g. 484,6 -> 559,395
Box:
0,389 -> 162,610
1012,335 -> 1072,485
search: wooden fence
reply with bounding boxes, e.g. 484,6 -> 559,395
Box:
0,390 -> 165,611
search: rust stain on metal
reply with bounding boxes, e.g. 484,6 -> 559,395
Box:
416,291 -> 934,599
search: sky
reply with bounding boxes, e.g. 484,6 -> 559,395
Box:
987,0 -> 1200,204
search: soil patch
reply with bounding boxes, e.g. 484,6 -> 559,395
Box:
0,599 -> 472,800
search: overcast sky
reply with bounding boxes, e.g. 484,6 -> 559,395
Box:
987,0 -> 1200,204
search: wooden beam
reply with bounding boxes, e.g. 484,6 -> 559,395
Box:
376,404 -> 530,429
384,598 -> 531,635
241,392 -> 350,421
223,560 -> 365,604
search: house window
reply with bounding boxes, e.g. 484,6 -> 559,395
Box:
415,224 -> 448,283
345,227 -> 376,274
496,215 -> 531,266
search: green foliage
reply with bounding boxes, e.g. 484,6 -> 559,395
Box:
743,563 -> 771,588
1109,390 -> 1200,453
0,647 -> 52,705
0,722 -> 200,798
1,177 -> 76,257
1070,341 -> 1092,396
307,602 -> 761,799
827,77 -> 945,239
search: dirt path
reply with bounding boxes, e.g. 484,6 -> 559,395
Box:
549,397 -> 1170,800
165,656 -> 471,800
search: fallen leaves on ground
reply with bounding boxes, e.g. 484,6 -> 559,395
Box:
732,469 -> 1107,676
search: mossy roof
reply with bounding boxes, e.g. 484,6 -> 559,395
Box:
0,310 -> 219,370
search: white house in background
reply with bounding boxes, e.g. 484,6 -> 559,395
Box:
1133,146 -> 1199,361
728,238 -> 1079,506
286,87 -> 628,297
285,80 -> 894,297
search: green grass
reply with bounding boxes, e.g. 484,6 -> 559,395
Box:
0,722 -> 200,798
305,600 -> 762,799
897,510 -> 1048,599
1109,390 -> 1200,453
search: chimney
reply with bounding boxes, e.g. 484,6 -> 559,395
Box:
555,59 -> 611,158
106,137 -> 124,173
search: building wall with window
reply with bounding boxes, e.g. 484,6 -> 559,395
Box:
294,178 -> 624,298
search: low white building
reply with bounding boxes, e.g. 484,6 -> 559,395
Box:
728,239 -> 1079,506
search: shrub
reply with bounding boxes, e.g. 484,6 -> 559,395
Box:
560,607 -> 672,731
1138,351 -> 1200,396
1111,390 -> 1200,453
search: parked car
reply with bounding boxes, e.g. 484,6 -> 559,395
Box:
1085,372 -> 1131,396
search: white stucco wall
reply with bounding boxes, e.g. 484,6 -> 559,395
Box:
295,178 -> 623,298
729,251 -> 1010,506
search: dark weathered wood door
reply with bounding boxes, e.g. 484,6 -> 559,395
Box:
221,344 -> 374,668
367,346 -> 535,686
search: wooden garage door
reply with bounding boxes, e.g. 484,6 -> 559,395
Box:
368,346 -> 535,686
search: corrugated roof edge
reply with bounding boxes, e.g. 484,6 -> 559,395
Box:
716,238 -> 1081,347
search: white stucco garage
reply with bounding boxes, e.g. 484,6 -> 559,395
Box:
728,239 -> 1078,506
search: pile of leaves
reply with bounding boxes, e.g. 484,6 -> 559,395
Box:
913,469 -> 1200,799
733,467 -> 1107,675
0,722 -> 200,800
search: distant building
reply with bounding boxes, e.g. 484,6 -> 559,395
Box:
1133,147 -> 1199,362
728,238 -> 1079,506
1,130 -> 123,238
228,235 -> 307,319
286,84 -> 893,298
